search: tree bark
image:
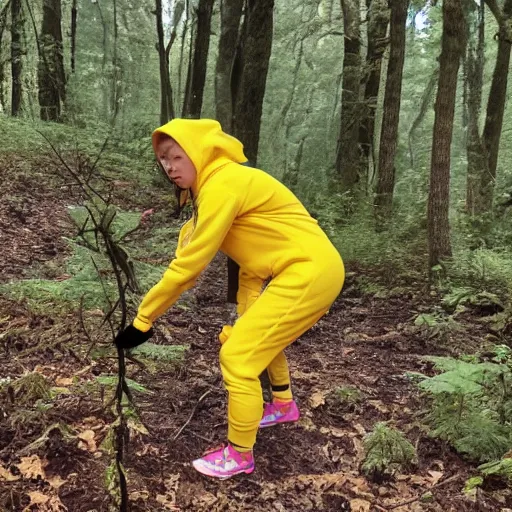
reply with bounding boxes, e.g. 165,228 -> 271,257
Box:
374,0 -> 408,223
428,0 -> 466,269
215,0 -> 244,132
156,0 -> 175,124
0,1 -> 10,112
358,0 -> 389,187
11,0 -> 23,116
479,0 -> 512,212
70,0 -> 77,73
38,0 -> 66,122
335,0 -> 361,192
463,0 -> 487,215
232,0 -> 274,165
182,0 -> 215,118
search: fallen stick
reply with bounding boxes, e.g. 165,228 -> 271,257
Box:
172,389 -> 212,441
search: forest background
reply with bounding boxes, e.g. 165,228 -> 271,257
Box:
1,0 -> 512,510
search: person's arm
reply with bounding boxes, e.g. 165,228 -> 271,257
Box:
133,189 -> 240,332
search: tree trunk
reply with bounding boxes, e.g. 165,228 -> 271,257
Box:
215,0 -> 244,132
232,0 -> 274,165
11,0 -> 23,116
374,0 -> 408,223
428,0 -> 466,269
182,0 -> 215,118
335,0 -> 361,192
479,0 -> 512,212
463,0 -> 487,215
358,0 -> 389,187
156,0 -> 175,124
38,0 -> 65,122
0,1 -> 10,112
70,0 -> 77,73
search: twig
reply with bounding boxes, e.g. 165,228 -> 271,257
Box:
172,390 -> 212,441
382,473 -> 462,510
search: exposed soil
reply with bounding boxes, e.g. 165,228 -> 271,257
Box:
0,154 -> 509,511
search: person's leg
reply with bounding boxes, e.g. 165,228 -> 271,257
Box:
267,351 -> 293,401
220,259 -> 344,450
193,258 -> 344,478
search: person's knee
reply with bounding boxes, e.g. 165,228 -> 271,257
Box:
219,344 -> 259,383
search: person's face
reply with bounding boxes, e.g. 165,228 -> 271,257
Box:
157,137 -> 197,189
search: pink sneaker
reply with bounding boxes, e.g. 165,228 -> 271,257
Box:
260,400 -> 300,428
192,444 -> 255,479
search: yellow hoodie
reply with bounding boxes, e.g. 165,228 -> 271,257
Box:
133,119 -> 340,332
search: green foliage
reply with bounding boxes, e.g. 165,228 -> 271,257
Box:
416,355 -> 512,462
130,342 -> 188,364
413,311 -> 463,340
328,385 -> 364,410
95,375 -> 151,394
478,458 -> 512,482
11,372 -> 52,405
361,422 -> 417,477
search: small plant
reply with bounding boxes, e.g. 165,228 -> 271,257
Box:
361,422 -> 417,477
325,384 -> 364,413
11,372 -> 52,404
413,311 -> 462,340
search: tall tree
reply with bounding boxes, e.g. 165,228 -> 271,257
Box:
478,0 -> 512,212
156,0 -> 175,123
0,0 -> 11,112
38,0 -> 66,122
463,0 -> 487,215
335,0 -> 361,192
374,0 -> 409,223
215,0 -> 244,132
231,0 -> 274,165
70,0 -> 77,73
182,0 -> 215,118
11,0 -> 23,116
358,0 -> 389,186
428,0 -> 466,268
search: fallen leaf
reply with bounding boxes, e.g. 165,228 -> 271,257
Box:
428,470 -> 444,486
329,427 -> 347,438
77,430 -> 97,452
352,437 -> 365,462
310,391 -> 326,408
350,498 -> 371,512
342,347 -> 355,357
298,417 -> 317,431
25,491 -> 49,506
129,490 -> 149,501
17,455 -> 47,480
0,464 -> 20,481
353,423 -> 367,436
47,475 -> 67,489
368,400 -> 390,414
23,492 -> 67,512
156,494 -> 181,510
55,377 -> 73,387
410,475 -> 429,486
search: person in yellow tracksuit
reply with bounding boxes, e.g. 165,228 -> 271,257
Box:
115,118 -> 345,479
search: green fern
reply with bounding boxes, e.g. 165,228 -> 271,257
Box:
417,356 -> 512,462
130,342 -> 188,363
361,422 -> 416,476
95,375 -> 150,394
478,458 -> 512,482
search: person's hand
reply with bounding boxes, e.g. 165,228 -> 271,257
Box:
115,324 -> 154,349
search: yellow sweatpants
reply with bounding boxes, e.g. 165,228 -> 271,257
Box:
219,255 -> 344,449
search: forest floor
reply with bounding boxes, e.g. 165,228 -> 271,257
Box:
0,151 -> 511,512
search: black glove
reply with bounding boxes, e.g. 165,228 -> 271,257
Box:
115,324 -> 154,349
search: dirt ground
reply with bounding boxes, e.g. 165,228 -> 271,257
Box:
0,154 -> 510,511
